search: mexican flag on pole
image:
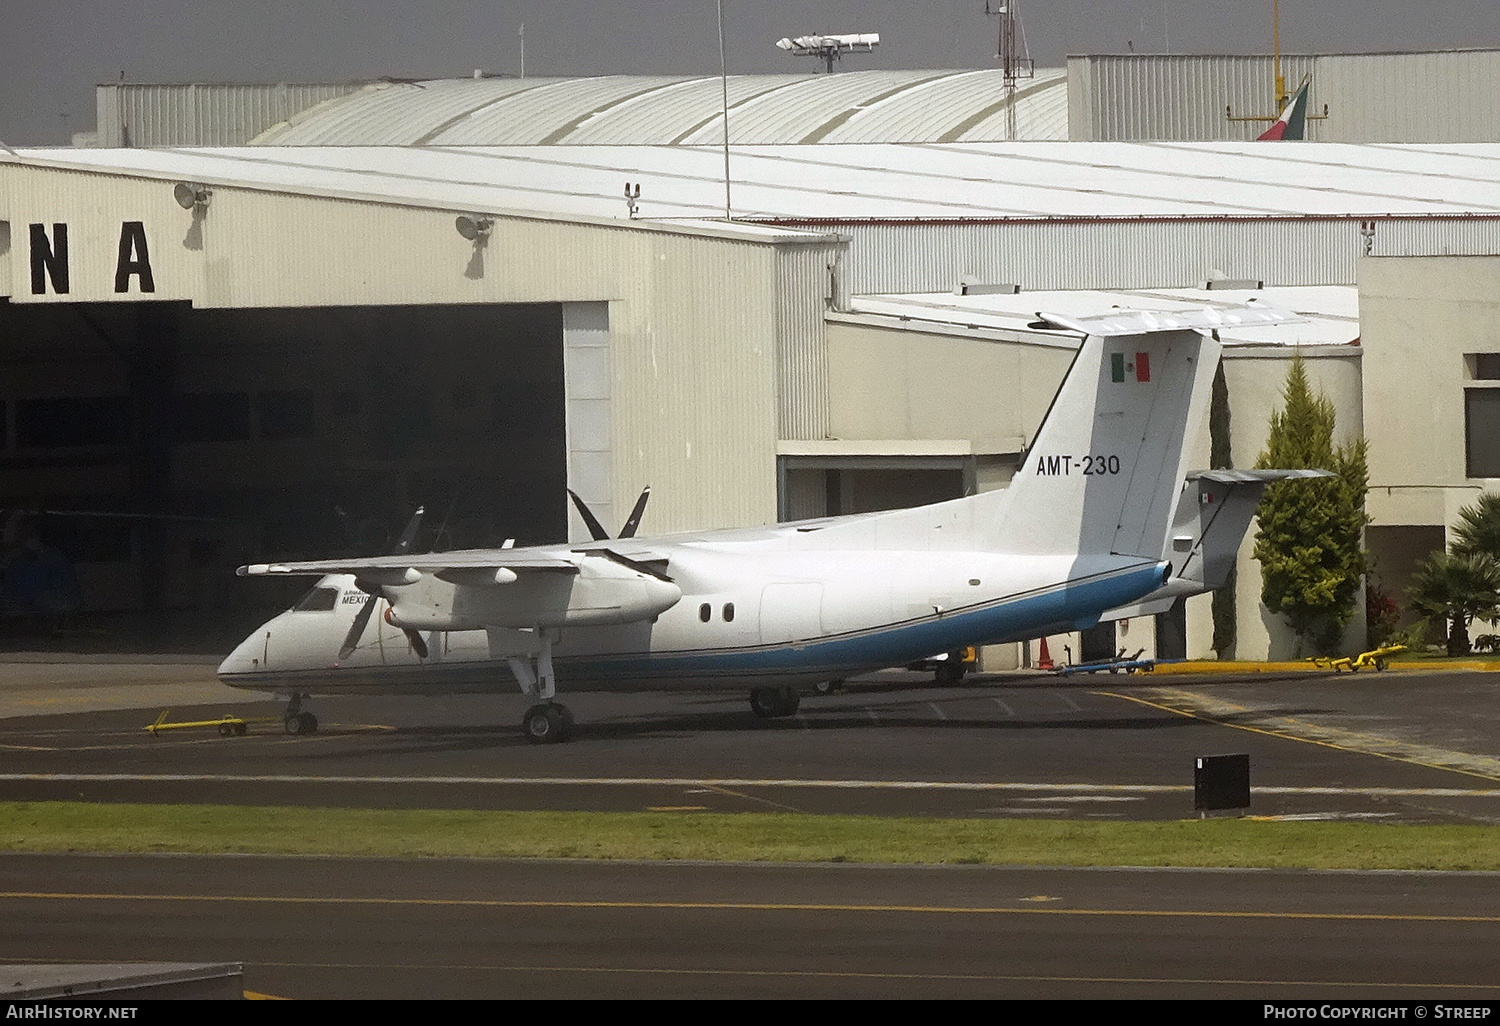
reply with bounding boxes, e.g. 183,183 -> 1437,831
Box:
1258,73 -> 1313,141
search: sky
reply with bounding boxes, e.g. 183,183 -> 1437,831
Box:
3,1 -> 1498,145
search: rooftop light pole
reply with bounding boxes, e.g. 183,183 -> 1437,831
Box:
718,0 -> 732,220
774,33 -> 879,74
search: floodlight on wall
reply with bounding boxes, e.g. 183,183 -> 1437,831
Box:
173,182 -> 211,210
455,214 -> 493,242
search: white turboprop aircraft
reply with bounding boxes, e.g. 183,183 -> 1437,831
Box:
218,304 -> 1321,743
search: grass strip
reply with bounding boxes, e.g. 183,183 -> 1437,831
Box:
2,801 -> 1499,870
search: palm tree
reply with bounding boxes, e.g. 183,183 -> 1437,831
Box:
1406,552 -> 1500,656
1452,492 -> 1500,561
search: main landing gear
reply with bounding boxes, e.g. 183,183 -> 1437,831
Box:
507,630 -> 574,744
522,702 -> 575,744
283,693 -> 318,735
749,686 -> 800,719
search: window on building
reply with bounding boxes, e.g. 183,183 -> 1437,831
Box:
15,396 -> 132,448
174,392 -> 251,443
1474,354 -> 1500,380
1466,389 -> 1500,478
257,390 -> 316,440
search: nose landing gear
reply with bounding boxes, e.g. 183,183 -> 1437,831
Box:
283,693 -> 318,735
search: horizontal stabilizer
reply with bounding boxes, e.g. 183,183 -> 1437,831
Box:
1034,303 -> 1303,337
1188,469 -> 1333,484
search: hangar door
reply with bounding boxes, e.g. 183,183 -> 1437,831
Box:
0,299 -> 570,625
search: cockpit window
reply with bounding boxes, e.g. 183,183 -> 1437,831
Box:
292,586 -> 340,612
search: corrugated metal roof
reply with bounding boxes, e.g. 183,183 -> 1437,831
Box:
845,285 -> 1360,347
96,83 -> 363,147
250,70 -> 1071,146
16,141 -> 1496,223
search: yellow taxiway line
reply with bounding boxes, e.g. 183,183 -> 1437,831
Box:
3,890 -> 1500,924
1096,688 -> 1500,784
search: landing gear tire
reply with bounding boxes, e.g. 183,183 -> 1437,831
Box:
814,679 -> 842,695
285,712 -> 318,736
934,659 -> 967,686
233,721 -> 247,737
522,703 -> 572,744
750,687 -> 799,718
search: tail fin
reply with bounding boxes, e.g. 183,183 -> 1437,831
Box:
990,305 -> 1300,560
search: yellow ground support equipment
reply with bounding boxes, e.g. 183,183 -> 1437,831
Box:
146,710 -> 249,737
1307,644 -> 1408,673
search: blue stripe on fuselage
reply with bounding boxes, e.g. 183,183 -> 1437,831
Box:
555,562 -> 1163,683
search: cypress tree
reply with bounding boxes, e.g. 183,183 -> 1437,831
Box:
1252,355 -> 1369,654
1209,358 -> 1237,657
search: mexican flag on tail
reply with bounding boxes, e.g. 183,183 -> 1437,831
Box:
1258,73 -> 1313,141
1110,351 -> 1151,383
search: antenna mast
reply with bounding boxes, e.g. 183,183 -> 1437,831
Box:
986,2 -> 1034,141
718,0 -> 731,220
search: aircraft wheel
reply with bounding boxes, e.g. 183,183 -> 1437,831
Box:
749,688 -> 781,718
233,722 -> 247,737
1374,657 -> 1388,672
284,715 -> 301,736
934,660 -> 966,686
522,703 -> 568,744
217,723 -> 232,737
299,712 -> 318,735
750,687 -> 798,718
814,679 -> 842,695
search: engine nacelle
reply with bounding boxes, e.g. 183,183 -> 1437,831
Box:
384,559 -> 680,631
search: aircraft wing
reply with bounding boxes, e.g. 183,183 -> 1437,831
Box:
238,549 -> 580,580
238,543 -> 676,585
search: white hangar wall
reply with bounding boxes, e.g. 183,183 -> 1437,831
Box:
1360,255 -> 1500,611
0,163 -> 842,544
1186,346 -> 1366,662
825,216 -> 1500,295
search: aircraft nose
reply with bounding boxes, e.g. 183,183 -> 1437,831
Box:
217,629 -> 266,678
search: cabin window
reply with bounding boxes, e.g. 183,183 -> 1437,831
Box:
293,586 -> 340,612
699,603 -> 711,622
723,602 -> 735,622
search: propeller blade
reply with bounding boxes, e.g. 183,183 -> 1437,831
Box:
393,505 -> 425,555
619,486 -> 651,539
404,628 -> 429,659
338,593 -> 378,661
566,489 -> 610,541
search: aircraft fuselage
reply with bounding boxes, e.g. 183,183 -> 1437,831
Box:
217,540 -> 1165,697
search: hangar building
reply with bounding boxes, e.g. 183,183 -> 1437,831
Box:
3,134 -> 1497,661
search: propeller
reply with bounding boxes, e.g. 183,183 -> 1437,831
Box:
567,486 -> 651,541
619,486 -> 651,539
338,505 -> 426,661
